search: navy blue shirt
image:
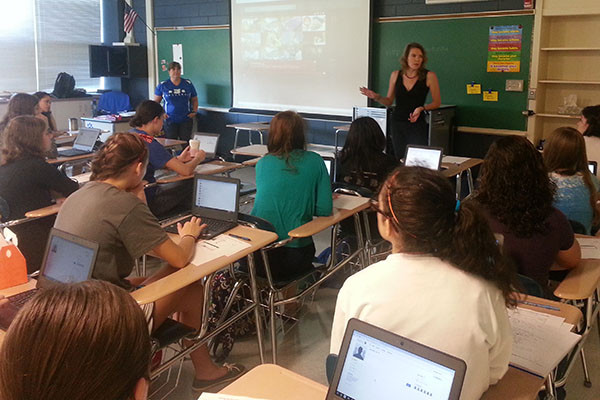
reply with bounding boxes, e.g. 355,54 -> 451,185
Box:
154,78 -> 197,123
131,128 -> 173,200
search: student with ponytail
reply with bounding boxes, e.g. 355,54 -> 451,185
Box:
330,167 -> 516,400
130,100 -> 205,218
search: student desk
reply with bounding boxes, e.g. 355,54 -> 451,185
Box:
332,124 -> 350,154
132,225 -> 278,373
482,295 -> 582,400
440,156 -> 483,198
217,297 -> 581,400
155,137 -> 187,149
226,122 -> 270,155
154,161 -> 242,184
231,144 -> 336,159
263,195 -> 371,363
47,151 -> 95,165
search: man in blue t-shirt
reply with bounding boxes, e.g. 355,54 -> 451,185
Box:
154,61 -> 198,141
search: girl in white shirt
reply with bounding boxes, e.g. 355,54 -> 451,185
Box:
331,166 -> 517,400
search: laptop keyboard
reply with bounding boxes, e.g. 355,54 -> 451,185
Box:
58,149 -> 92,157
8,289 -> 38,308
163,216 -> 237,239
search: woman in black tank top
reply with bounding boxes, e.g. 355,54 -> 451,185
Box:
360,43 -> 441,159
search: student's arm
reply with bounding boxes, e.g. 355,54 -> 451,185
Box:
40,161 -> 79,197
188,96 -> 198,119
556,241 -> 581,269
359,70 -> 397,108
164,151 -> 205,176
151,218 -> 206,268
315,157 -> 333,216
555,210 -> 581,269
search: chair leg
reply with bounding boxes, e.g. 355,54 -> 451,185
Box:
580,348 -> 592,388
269,290 -> 278,364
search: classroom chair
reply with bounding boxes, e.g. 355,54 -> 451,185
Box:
238,204 -> 369,364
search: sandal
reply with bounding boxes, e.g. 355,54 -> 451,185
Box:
191,363 -> 246,392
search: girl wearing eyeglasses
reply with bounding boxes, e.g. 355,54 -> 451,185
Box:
330,166 -> 517,400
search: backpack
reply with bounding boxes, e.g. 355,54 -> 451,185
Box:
52,72 -> 75,98
207,270 -> 256,362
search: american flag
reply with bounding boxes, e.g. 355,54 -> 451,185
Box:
124,3 -> 138,34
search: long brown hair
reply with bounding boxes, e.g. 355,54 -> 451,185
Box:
474,135 -> 556,237
0,93 -> 39,132
0,280 -> 151,400
339,116 -> 390,174
90,132 -> 148,181
381,166 -> 517,306
267,110 -> 306,171
1,116 -> 48,165
544,126 -> 598,221
400,42 -> 428,80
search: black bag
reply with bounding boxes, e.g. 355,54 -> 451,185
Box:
52,72 -> 75,98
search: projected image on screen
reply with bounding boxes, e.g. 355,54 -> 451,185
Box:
232,0 -> 370,116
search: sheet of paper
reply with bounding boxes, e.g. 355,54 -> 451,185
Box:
576,237 -> 600,259
442,156 -> 471,165
333,195 -> 368,210
196,163 -> 227,174
508,308 -> 581,377
198,393 -> 269,400
189,234 -> 251,266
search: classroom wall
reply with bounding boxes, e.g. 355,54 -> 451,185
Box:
150,0 -> 531,157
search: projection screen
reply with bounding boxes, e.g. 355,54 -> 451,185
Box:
230,0 -> 371,116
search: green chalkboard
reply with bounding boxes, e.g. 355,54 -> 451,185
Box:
157,28 -> 231,108
371,15 -> 533,131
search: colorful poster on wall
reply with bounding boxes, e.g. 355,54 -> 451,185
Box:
487,25 -> 522,72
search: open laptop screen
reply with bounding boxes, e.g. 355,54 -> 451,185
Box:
404,146 -> 443,170
73,128 -> 100,150
334,329 -> 456,400
42,231 -> 97,285
193,133 -> 219,157
195,177 -> 237,212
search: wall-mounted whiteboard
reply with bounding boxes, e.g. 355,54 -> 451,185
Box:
231,0 -> 371,116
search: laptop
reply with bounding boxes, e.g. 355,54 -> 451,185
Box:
322,155 -> 335,182
193,132 -> 220,162
163,174 -> 240,240
588,161 -> 597,176
57,128 -> 101,157
404,145 -> 444,171
0,228 -> 98,330
327,318 -> 466,400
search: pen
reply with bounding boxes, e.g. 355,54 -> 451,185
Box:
229,233 -> 251,242
517,300 -> 560,311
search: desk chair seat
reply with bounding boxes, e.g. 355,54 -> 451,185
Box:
151,318 -> 195,349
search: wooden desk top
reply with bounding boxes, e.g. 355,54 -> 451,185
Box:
47,151 -> 95,165
288,195 -> 370,239
554,258 -> 600,300
155,137 -> 187,148
24,203 -> 61,218
231,144 -> 336,158
226,122 -> 270,131
242,157 -> 262,167
131,225 -> 277,305
155,161 -> 242,184
441,157 -> 483,178
220,364 -> 327,400
333,124 -> 351,131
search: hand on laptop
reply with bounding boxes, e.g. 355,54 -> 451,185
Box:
177,216 -> 207,240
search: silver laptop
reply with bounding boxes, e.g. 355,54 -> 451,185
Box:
193,132 -> 220,161
404,145 -> 444,171
164,174 -> 240,240
0,228 -> 99,330
327,318 -> 466,400
322,155 -> 335,182
58,128 -> 101,157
